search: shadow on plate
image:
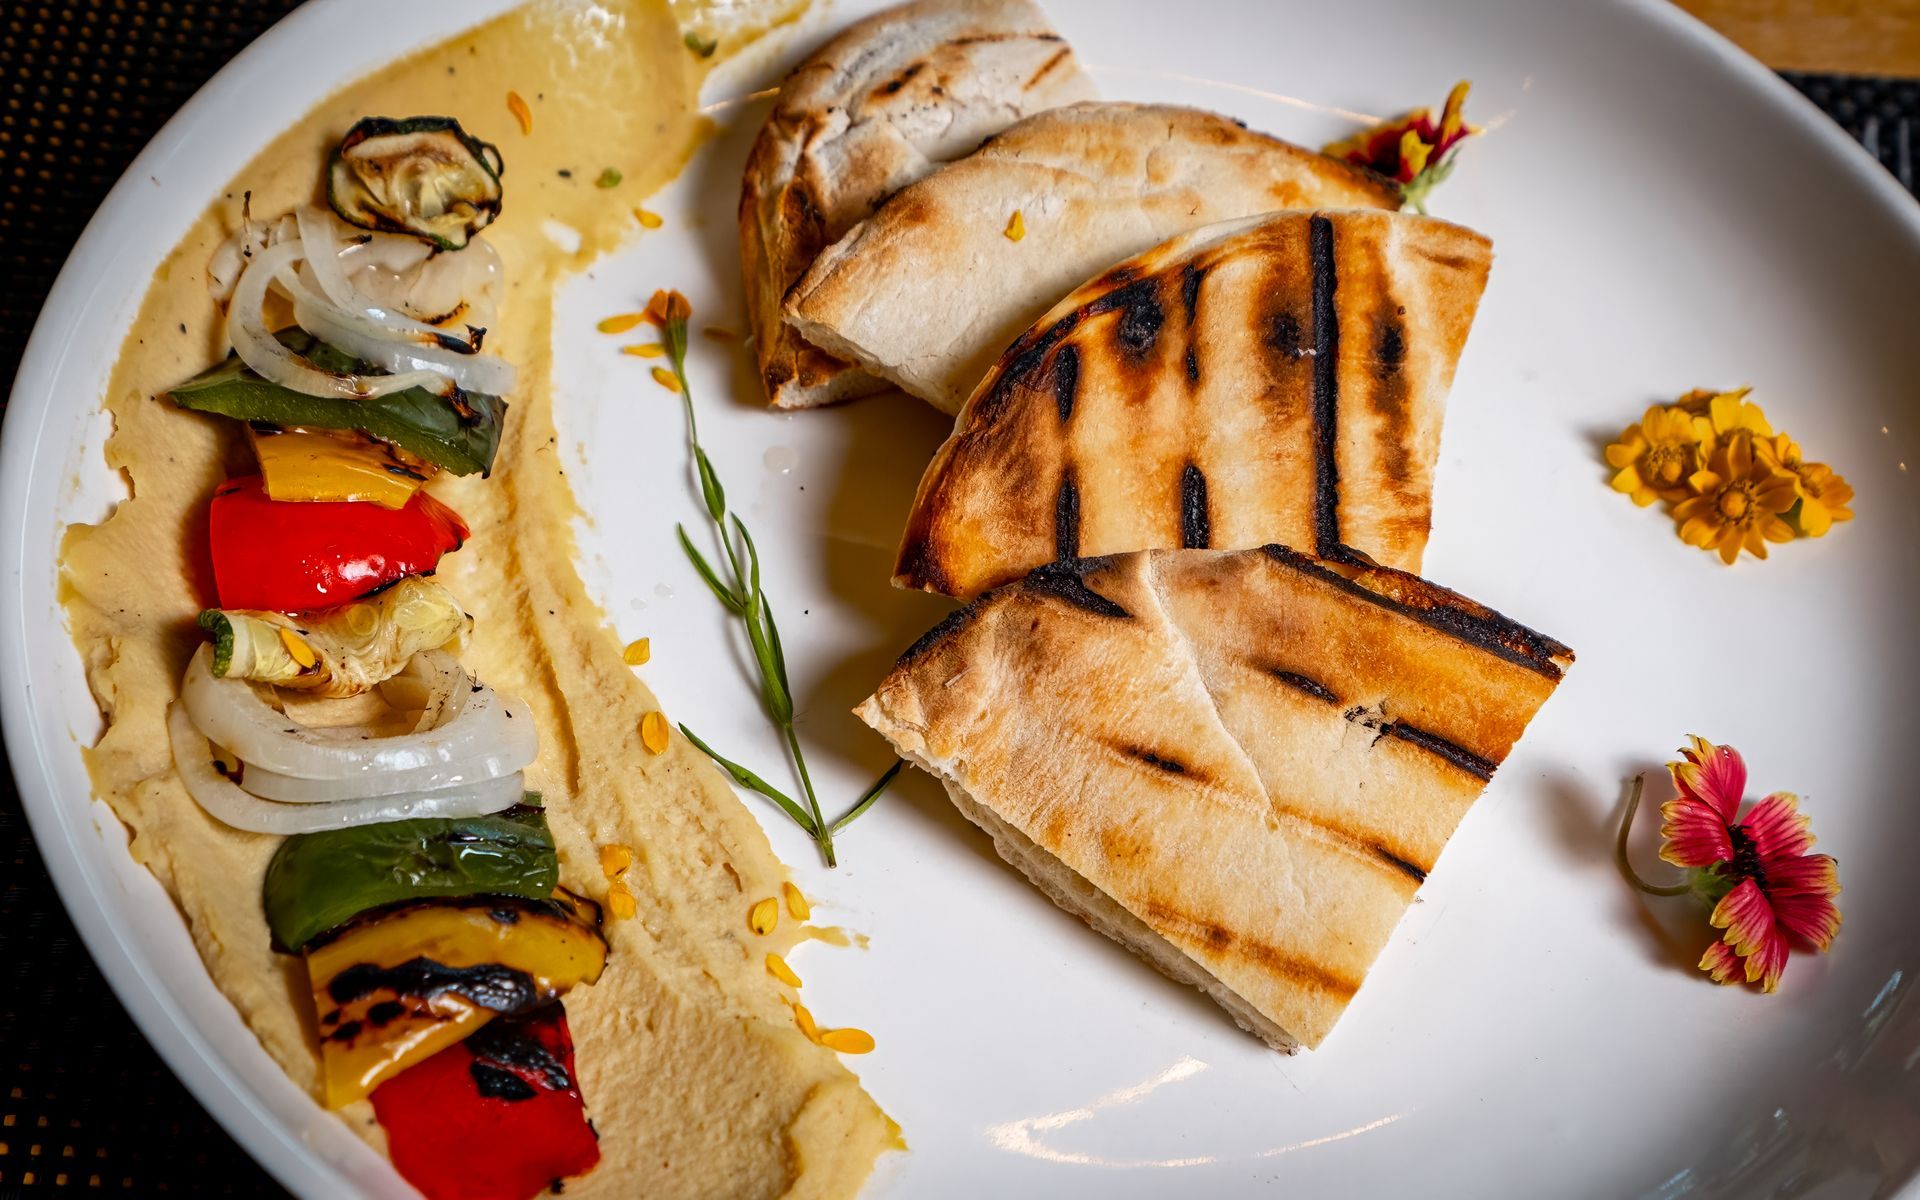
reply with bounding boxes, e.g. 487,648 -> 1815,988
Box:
1538,764 -> 1717,979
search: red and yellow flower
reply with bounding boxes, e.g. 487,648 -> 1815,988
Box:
1618,737 -> 1840,994
1324,81 -> 1479,214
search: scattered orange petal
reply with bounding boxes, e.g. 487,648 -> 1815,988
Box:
1004,209 -> 1025,241
621,344 -> 666,359
623,637 -> 651,665
278,627 -> 317,669
765,953 -> 802,987
599,843 -> 634,877
819,1027 -> 875,1054
634,208 -> 664,229
792,1002 -> 820,1042
506,90 -> 533,135
749,897 -> 779,936
640,710 -> 670,754
607,885 -> 637,921
597,313 -> 647,334
782,882 -> 811,921
651,366 -> 682,393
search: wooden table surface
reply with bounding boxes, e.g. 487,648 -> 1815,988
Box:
1680,0 -> 1920,76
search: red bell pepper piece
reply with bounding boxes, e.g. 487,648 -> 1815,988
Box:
370,1004 -> 601,1200
208,475 -> 468,613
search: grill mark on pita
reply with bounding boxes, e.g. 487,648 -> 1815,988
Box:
1024,559 -> 1131,619
1115,743 -> 1192,776
1309,215 -> 1342,558
893,587 -> 990,665
874,61 -> 925,98
1267,311 -> 1307,359
1373,846 -> 1429,884
1054,470 -> 1081,560
1270,806 -> 1428,887
1258,543 -> 1571,680
1110,281 -> 1166,359
1264,668 -> 1338,704
1053,344 -> 1079,424
1179,463 -> 1211,548
1184,345 -> 1199,385
948,31 -> 1065,46
1353,230 -> 1417,508
1381,722 -> 1498,781
1180,262 -> 1205,323
1138,898 -> 1360,999
1027,46 -> 1074,89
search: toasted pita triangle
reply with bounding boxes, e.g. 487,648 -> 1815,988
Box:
783,102 -> 1403,413
740,0 -> 1095,410
896,210 -> 1492,598
857,547 -> 1570,1049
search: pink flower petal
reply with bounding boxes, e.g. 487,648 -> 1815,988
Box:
1659,796 -> 1734,867
1742,792 -> 1814,861
1710,878 -> 1776,957
1766,854 -> 1842,951
1672,738 -> 1745,822
1698,939 -> 1743,986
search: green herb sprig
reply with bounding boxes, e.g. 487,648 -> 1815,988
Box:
655,292 -> 900,867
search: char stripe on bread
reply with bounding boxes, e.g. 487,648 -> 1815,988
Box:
894,210 -> 1494,600
857,547 -> 1571,1049
1309,213 -> 1344,560
739,0 -> 1095,409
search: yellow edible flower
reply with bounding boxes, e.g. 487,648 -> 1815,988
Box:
1673,434 -> 1798,564
1758,434 -> 1855,537
1606,405 -> 1707,506
1677,386 -> 1772,450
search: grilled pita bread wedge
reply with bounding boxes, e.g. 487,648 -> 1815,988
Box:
856,547 -> 1571,1049
783,102 -> 1402,413
740,0 -> 1095,410
896,209 -> 1492,598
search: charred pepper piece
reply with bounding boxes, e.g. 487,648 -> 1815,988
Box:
306,891 -> 606,1107
249,425 -> 430,509
171,329 -> 506,477
370,1004 -> 601,1200
207,474 -> 468,614
264,804 -> 559,953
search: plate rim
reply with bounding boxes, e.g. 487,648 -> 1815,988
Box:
3,0 -> 1917,1196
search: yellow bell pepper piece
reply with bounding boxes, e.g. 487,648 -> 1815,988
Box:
251,427 -> 427,509
306,891 -> 607,1107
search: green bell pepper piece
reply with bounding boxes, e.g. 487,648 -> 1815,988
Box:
168,328 -> 507,477
263,801 -> 559,952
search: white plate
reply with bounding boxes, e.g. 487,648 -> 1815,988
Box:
6,1 -> 1920,1196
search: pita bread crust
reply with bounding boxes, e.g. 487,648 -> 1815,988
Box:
856,548 -> 1570,1048
894,209 -> 1493,598
739,0 -> 1095,409
783,102 -> 1403,413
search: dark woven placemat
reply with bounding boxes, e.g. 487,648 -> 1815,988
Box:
0,3 -> 1915,1194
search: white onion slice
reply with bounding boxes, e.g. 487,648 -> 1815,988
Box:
179,645 -> 538,781
168,703 -> 521,834
226,239 -> 447,400
284,262 -> 517,396
297,206 -> 475,345
241,741 -> 534,802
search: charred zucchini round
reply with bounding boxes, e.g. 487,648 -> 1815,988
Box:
328,116 -> 504,251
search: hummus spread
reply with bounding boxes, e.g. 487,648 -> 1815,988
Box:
59,1 -> 894,1195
